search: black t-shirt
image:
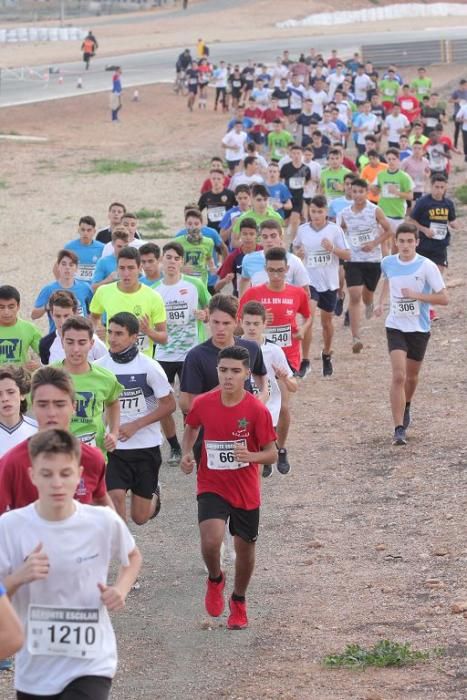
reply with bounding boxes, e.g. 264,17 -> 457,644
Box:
241,67 -> 255,85
96,227 -> 111,244
310,143 -> 329,162
272,87 -> 291,110
229,75 -> 244,94
198,189 -> 236,231
280,163 -> 311,202
180,337 -> 267,395
411,194 -> 455,253
39,331 -> 56,365
186,68 -> 199,87
422,106 -> 445,135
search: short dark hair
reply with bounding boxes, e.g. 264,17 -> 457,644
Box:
0,364 -> 31,415
217,345 -> 250,369
310,195 -> 328,209
352,178 -> 368,189
31,366 -> 75,403
209,294 -> 238,320
395,222 -> 419,240
62,316 -> 94,340
328,148 -> 341,158
78,215 -> 96,228
122,212 -> 137,221
139,242 -> 161,258
117,247 -> 141,265
239,217 -> 258,231
259,219 -> 283,234
185,208 -> 203,222
251,183 -> 269,199
109,312 -> 139,336
108,201 -> 126,213
28,428 -> 81,464
367,149 -> 380,158
162,242 -> 185,258
241,300 -> 266,321
386,148 -> 400,158
0,285 -> 20,304
344,173 -> 357,183
49,290 -> 78,313
244,156 -> 256,168
431,173 -> 448,184
57,249 -> 79,266
234,184 -> 251,196
265,247 -> 287,264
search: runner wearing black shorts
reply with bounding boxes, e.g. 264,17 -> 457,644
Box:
181,345 -> 276,630
338,178 -> 393,353
95,312 -> 175,525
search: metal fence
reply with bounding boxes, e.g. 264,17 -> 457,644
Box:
0,0 -> 177,22
362,39 -> 467,67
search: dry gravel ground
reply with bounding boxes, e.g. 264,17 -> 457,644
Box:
0,17 -> 466,700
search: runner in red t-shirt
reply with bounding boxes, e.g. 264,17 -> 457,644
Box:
238,247 -> 312,372
398,85 -> 421,124
181,345 -> 276,631
200,156 -> 231,194
0,366 -> 111,514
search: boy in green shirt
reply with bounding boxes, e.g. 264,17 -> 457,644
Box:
0,285 -> 41,370
372,148 -> 414,226
90,247 -> 167,357
410,67 -> 432,102
319,149 -> 351,201
267,119 -> 295,162
380,69 -> 400,111
56,316 -> 123,452
232,183 -> 284,245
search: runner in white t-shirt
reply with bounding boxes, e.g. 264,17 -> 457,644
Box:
0,364 -> 37,457
294,195 -> 350,377
0,428 -> 142,700
338,178 -> 393,353
374,223 -> 447,446
94,312 -> 175,525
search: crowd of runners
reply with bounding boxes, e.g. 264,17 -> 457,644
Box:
0,44 -> 464,699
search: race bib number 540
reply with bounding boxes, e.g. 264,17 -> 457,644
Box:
27,605 -> 101,659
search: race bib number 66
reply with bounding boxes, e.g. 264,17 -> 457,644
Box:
205,439 -> 249,470
27,605 -> 101,659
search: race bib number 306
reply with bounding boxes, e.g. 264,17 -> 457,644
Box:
27,605 -> 101,659
392,298 -> 420,316
205,440 -> 248,470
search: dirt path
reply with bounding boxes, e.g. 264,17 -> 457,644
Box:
0,40 -> 466,700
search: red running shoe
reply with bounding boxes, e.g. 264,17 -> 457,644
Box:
205,573 -> 225,617
430,308 -> 438,322
227,596 -> 248,630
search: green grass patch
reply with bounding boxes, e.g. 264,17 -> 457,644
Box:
89,159 -> 145,175
0,180 -> 7,189
323,640 -> 440,669
455,184 -> 467,205
135,208 -> 163,220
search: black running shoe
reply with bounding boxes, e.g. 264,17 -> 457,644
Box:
403,405 -> 411,430
335,293 -> 345,317
150,484 -> 161,519
392,426 -> 407,446
297,359 -> 311,378
322,352 -> 333,377
262,464 -> 273,478
344,310 -> 350,327
276,448 -> 291,475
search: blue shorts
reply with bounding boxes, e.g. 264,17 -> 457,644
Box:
309,286 -> 338,313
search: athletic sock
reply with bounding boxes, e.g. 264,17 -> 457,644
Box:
395,424 -> 404,431
209,573 -> 223,584
232,592 -> 245,602
167,435 -> 180,450
405,402 -> 411,409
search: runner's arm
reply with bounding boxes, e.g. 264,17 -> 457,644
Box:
361,208 -> 394,251
374,277 -> 389,316
141,319 -> 168,345
118,393 -> 176,441
233,440 -> 277,465
99,546 -> 142,612
104,399 -> 120,451
400,287 -> 448,306
407,215 -> 434,237
238,276 -> 251,298
179,391 -> 197,414
0,593 -> 24,658
31,306 -> 45,320
181,423 -> 201,473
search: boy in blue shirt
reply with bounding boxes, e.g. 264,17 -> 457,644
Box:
64,215 -> 104,283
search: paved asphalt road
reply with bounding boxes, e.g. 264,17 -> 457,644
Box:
0,26 -> 465,108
